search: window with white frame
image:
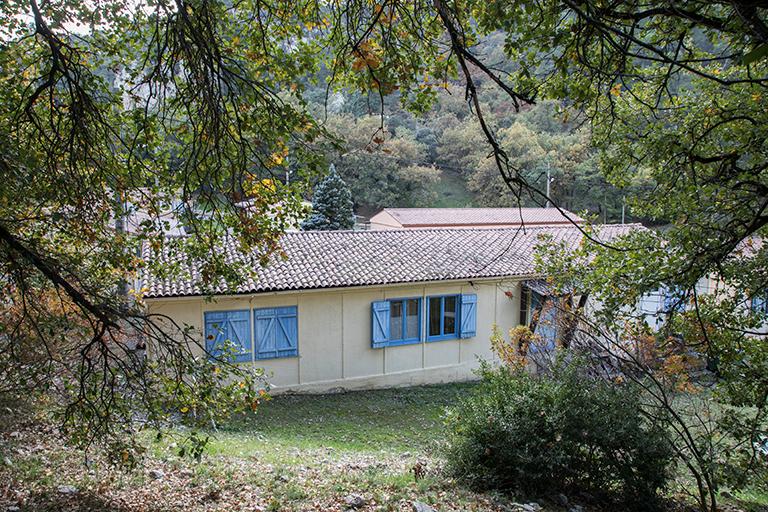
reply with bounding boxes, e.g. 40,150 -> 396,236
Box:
388,298 -> 421,345
427,295 -> 459,341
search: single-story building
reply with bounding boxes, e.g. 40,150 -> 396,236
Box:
368,207 -> 583,230
140,224 -> 635,393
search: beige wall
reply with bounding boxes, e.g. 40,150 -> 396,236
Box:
368,211 -> 403,230
146,278 -> 524,393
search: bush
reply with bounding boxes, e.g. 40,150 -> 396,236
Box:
444,361 -> 673,508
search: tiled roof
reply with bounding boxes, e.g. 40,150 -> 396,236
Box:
374,207 -> 583,227
141,224 -> 641,298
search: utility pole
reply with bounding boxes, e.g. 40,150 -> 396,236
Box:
621,196 -> 626,225
545,161 -> 551,208
285,158 -> 291,185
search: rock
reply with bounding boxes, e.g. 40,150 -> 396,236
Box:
7,506 -> 20,512
411,501 -> 437,512
179,469 -> 194,478
344,494 -> 366,509
554,494 -> 569,507
204,488 -> 222,502
720,490 -> 733,500
2,457 -> 11,467
568,506 -> 584,512
57,485 -> 78,495
148,469 -> 166,480
511,503 -> 541,512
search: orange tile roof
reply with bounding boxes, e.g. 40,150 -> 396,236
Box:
141,224 -> 639,298
372,207 -> 583,227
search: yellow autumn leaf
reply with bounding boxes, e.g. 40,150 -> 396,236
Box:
352,57 -> 367,71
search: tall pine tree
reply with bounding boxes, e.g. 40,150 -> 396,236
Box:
301,164 -> 355,230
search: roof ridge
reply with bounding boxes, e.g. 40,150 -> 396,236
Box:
153,222 -> 640,241
283,223 -> 633,235
382,206 -> 578,210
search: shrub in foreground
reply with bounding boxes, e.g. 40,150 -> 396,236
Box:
444,361 -> 673,508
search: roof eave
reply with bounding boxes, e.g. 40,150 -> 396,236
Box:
143,273 -> 541,302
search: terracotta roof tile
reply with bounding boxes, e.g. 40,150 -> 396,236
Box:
374,207 -> 583,227
141,224 -> 640,298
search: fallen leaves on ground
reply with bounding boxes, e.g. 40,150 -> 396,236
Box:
0,420 -> 514,512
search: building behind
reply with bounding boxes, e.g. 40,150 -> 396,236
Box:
368,207 -> 583,230
141,225 -> 635,393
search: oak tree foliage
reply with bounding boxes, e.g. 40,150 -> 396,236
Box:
1,2 -> 767,493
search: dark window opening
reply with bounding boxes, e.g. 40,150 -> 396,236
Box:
427,295 -> 460,340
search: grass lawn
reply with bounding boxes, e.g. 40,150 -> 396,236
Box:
213,383 -> 471,456
2,383 -> 767,512
0,383 -> 537,512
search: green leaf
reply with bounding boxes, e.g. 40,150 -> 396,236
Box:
742,44 -> 768,65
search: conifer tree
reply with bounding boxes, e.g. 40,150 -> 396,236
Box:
301,164 -> 355,230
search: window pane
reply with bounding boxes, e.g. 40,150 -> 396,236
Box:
405,299 -> 419,339
443,296 -> 457,335
390,301 -> 403,340
429,297 -> 441,336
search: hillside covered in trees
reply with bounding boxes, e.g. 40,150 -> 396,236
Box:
301,34 -> 644,222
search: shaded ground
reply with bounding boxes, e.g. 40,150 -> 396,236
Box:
0,383 -> 767,511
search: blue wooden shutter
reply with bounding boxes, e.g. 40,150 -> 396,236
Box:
371,300 -> 390,348
204,311 -> 227,357
531,300 -> 557,353
459,294 -> 477,339
254,308 -> 276,359
204,310 -> 251,362
274,306 -> 298,358
227,311 -> 252,362
255,307 -> 299,359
